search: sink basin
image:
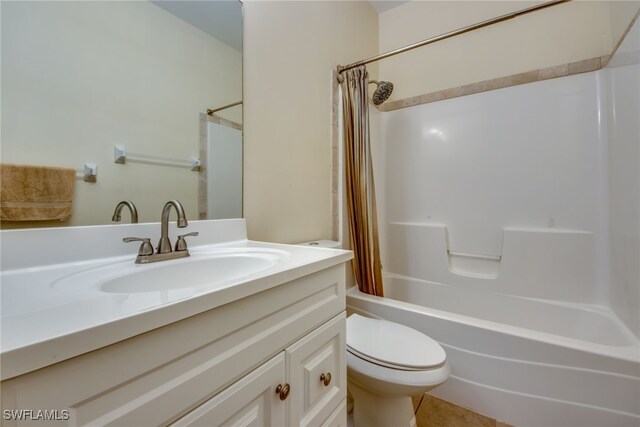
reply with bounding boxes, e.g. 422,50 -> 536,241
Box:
53,249 -> 287,294
102,253 -> 279,293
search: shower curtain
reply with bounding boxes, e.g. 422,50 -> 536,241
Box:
338,66 -> 384,297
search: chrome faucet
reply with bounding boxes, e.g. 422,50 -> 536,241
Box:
112,201 -> 139,223
123,200 -> 198,264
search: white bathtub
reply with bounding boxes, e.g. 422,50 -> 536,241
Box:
346,274 -> 640,427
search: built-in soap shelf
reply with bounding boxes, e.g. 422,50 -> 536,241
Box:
441,226 -> 588,279
387,221 -> 595,301
446,250 -> 501,279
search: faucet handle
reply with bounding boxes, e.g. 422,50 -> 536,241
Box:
175,232 -> 199,252
123,237 -> 154,256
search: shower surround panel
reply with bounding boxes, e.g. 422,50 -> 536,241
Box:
378,71 -> 609,307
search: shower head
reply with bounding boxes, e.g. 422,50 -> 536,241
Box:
370,80 -> 394,105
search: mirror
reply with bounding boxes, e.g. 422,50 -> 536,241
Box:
1,0 -> 243,228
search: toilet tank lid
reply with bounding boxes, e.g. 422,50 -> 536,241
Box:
346,314 -> 446,370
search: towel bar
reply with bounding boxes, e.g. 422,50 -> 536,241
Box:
76,163 -> 97,182
114,145 -> 200,171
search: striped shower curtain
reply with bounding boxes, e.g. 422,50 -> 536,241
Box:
338,66 -> 384,297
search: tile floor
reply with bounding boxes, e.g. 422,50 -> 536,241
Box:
413,394 -> 514,427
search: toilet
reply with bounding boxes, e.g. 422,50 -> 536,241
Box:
346,314 -> 450,427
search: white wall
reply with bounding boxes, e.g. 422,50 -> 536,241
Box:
378,1 -> 615,101
243,1 -> 378,243
610,2 -> 640,48
1,1 -> 241,226
604,17 -> 640,337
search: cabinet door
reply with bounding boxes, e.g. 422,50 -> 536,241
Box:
287,313 -> 346,427
321,400 -> 347,427
170,353 -> 286,427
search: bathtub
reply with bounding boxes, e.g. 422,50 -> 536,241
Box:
346,274 -> 640,427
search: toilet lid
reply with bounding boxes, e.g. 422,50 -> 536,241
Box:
346,314 -> 446,370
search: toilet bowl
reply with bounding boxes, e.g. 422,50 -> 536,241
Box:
346,314 -> 450,427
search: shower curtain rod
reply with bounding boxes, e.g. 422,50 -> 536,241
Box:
207,101 -> 242,115
337,0 -> 570,74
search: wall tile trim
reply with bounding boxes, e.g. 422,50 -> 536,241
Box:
380,56 -> 607,112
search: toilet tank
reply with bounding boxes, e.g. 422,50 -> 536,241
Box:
298,240 -> 342,249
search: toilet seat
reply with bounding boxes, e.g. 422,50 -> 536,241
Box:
347,351 -> 450,397
346,314 -> 446,371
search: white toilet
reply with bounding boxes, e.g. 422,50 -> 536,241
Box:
346,314 -> 450,427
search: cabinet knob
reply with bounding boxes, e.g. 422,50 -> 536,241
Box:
320,372 -> 332,387
275,383 -> 290,401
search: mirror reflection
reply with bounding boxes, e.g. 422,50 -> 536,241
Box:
0,0 -> 243,228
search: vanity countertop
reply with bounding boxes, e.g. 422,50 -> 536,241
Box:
0,220 -> 352,380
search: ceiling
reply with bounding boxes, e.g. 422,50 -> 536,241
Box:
150,0 -> 243,51
150,0 -> 408,51
369,0 -> 410,14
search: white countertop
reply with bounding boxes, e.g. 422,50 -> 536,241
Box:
0,220 -> 352,380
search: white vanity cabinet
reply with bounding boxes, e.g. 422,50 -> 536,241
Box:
171,314 -> 345,427
1,264 -> 347,427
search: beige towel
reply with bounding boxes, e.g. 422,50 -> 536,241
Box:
0,163 -> 75,221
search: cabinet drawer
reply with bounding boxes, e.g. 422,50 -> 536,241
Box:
169,353 -> 286,427
287,313 -> 346,427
